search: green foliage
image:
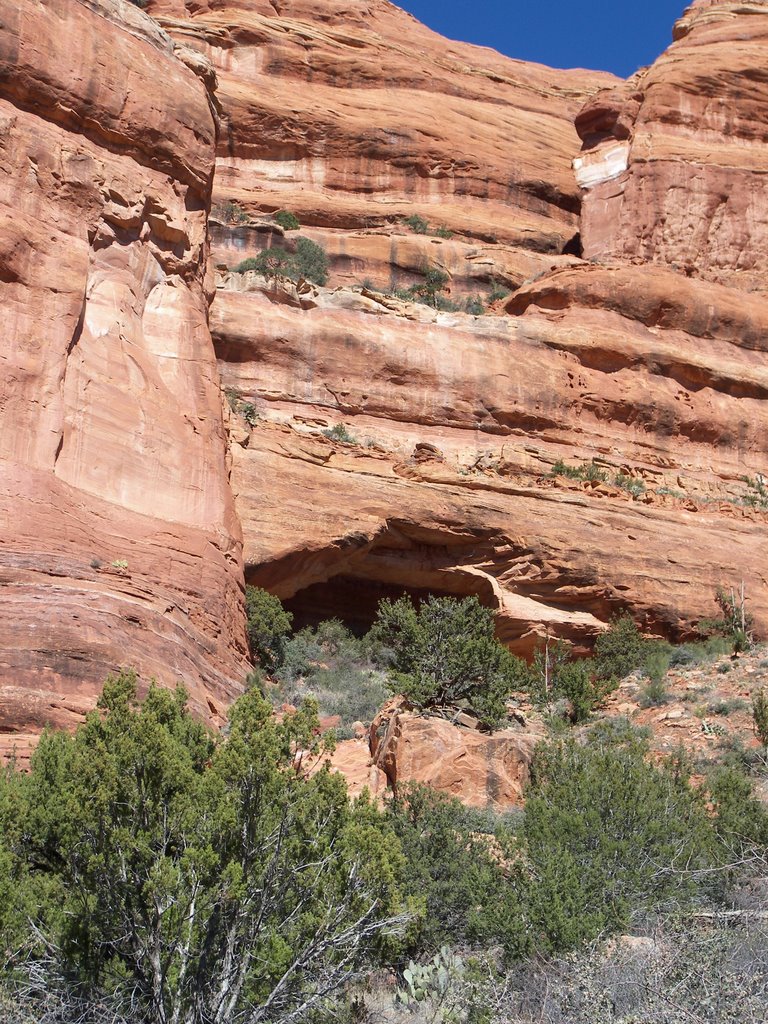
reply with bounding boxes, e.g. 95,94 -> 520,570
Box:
245,585 -> 293,673
235,247 -> 295,278
273,209 -> 300,230
234,237 -> 329,286
614,472 -> 646,497
397,946 -> 465,1016
668,636 -> 730,666
0,675 -> 406,1023
593,614 -> 648,683
370,595 -> 518,728
294,236 -> 329,285
321,422 -> 357,443
386,785 -> 508,954
524,640 -> 614,723
707,764 -> 768,856
404,214 -> 429,234
639,672 -> 670,708
550,458 -> 607,482
464,295 -> 486,316
740,474 -> 768,509
486,283 -> 511,303
410,267 -> 450,308
274,619 -> 389,726
434,225 -> 453,239
225,388 -> 259,426
520,729 -> 716,952
753,687 -> 768,746
700,583 -> 754,654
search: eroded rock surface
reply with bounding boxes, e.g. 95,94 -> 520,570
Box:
147,0 -> 616,295
214,275 -> 768,652
0,0 -> 248,758
370,700 -> 539,811
575,0 -> 768,292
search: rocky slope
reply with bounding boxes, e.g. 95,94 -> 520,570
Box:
0,0 -> 249,761
201,0 -> 768,655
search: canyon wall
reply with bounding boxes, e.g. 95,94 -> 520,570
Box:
150,0 -> 768,648
2,0 -> 768,761
148,0 -> 617,294
0,0 -> 249,760
575,0 -> 768,292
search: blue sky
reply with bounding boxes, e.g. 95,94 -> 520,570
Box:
396,1 -> 689,77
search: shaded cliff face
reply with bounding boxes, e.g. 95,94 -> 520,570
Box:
575,0 -> 768,292
0,0 -> 249,760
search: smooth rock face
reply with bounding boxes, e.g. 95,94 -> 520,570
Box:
0,0 -> 248,757
576,0 -> 768,292
370,701 -> 539,810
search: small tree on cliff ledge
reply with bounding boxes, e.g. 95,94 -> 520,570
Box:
370,594 -> 524,728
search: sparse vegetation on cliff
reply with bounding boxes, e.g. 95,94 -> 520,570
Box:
273,209 -> 300,230
212,199 -> 249,224
235,237 -> 329,285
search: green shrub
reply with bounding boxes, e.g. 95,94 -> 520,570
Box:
669,636 -> 730,666
370,594 -> 521,728
275,620 -> 389,726
404,214 -> 429,234
464,295 -> 486,316
0,676 -> 406,1023
753,687 -> 768,746
593,614 -> 648,683
235,247 -> 294,278
520,730 -> 716,952
614,473 -> 646,497
434,225 -> 453,239
413,267 -> 450,307
550,459 -> 608,483
487,283 -> 511,303
245,585 -> 293,673
294,236 -> 329,285
273,209 -> 300,230
386,784 -> 508,953
322,422 -> 357,443
707,764 -> 768,855
235,238 -> 329,286
700,584 -> 754,654
525,640 -> 613,723
212,199 -> 248,224
639,676 -> 670,707
583,461 -> 608,482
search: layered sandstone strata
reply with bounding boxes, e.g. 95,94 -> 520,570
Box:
146,0 -> 616,294
214,275 -> 768,652
0,0 -> 248,760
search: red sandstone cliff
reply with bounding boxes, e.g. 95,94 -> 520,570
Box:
2,0 -> 768,773
0,0 -> 249,761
